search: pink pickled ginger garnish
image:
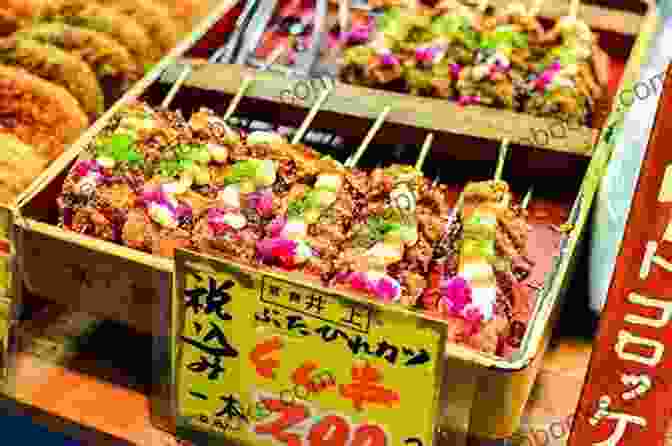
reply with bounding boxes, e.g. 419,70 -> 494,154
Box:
74,159 -> 101,177
347,272 -> 400,302
380,53 -> 399,66
207,208 -> 235,234
349,272 -> 369,291
267,216 -> 287,237
141,186 -> 177,212
256,238 -> 298,268
439,277 -> 473,314
375,277 -> 400,302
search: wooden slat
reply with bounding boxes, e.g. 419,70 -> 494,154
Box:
160,63 -> 597,156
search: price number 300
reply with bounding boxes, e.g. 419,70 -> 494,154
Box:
253,398 -> 390,446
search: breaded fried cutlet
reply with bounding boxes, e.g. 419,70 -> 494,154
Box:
0,8 -> 20,36
106,0 -> 180,55
0,133 -> 49,205
157,0 -> 212,33
0,36 -> 104,118
38,0 -> 158,64
16,23 -> 142,106
0,64 -> 88,160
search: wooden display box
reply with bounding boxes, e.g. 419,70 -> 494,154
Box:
10,3 -> 658,442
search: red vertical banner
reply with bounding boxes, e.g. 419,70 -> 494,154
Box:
568,65 -> 672,446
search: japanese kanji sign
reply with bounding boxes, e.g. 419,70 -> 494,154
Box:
174,249 -> 447,446
568,67 -> 672,446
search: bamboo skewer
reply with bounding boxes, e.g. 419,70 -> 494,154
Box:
161,62 -> 192,109
415,133 -> 435,172
432,170 -> 440,187
291,87 -> 333,145
529,0 -> 543,16
446,137 -> 511,225
221,48 -> 288,133
162,27 -> 263,111
569,0 -> 580,18
262,46 -> 287,71
494,138 -> 510,182
345,106 -> 391,168
521,186 -> 534,210
223,74 -> 254,121
338,0 -> 350,41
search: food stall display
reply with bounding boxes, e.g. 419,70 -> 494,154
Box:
1,0 -> 659,445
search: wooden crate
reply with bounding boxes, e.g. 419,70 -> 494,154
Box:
11,2 -> 658,443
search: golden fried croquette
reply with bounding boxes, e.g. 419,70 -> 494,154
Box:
38,0 -> 158,64
0,36 -> 104,118
16,23 -> 142,106
0,64 -> 88,160
0,132 -> 49,205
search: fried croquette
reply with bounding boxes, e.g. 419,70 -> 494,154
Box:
16,23 -> 142,105
0,36 -> 104,118
38,0 -> 158,64
106,0 -> 180,55
0,133 -> 49,205
0,64 -> 88,160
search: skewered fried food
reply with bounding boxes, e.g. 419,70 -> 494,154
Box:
0,36 -> 104,118
422,180 -> 533,354
0,133 -> 49,205
0,64 -> 88,159
15,23 -> 141,105
340,4 -> 609,125
57,102 -> 538,357
334,164 -> 423,303
37,0 -> 158,64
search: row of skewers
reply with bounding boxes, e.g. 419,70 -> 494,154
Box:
0,0 -> 212,205
56,76 -> 537,356
334,0 -> 610,125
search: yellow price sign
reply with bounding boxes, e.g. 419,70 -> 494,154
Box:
175,250 -> 447,446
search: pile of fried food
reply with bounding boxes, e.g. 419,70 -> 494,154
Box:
0,0 -> 210,205
336,1 -> 610,126
57,101 -> 536,356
